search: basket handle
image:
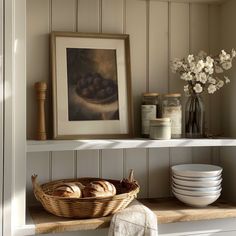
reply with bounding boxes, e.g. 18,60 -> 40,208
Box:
31,174 -> 45,201
128,169 -> 134,182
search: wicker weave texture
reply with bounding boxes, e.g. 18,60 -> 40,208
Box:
32,175 -> 140,219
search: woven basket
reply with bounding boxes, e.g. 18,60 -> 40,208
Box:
31,170 -> 140,218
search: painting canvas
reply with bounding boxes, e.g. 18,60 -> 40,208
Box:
67,48 -> 120,121
51,32 -> 133,139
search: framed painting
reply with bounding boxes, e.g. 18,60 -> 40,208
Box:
51,32 -> 133,139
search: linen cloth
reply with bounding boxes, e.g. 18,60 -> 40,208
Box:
108,199 -> 158,236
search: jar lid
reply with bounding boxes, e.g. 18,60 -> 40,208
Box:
164,93 -> 181,98
150,118 -> 171,125
143,92 -> 159,97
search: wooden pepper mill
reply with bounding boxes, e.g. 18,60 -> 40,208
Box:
35,82 -> 47,140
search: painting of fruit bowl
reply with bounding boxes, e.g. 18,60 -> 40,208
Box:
51,32 -> 133,139
67,48 -> 119,121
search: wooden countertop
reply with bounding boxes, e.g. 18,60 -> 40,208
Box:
28,198 -> 236,234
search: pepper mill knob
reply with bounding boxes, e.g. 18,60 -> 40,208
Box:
35,82 -> 47,140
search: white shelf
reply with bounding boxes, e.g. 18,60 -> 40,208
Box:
27,138 -> 236,152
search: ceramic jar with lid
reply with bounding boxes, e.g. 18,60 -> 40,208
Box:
149,118 -> 171,140
162,93 -> 182,138
141,93 -> 159,137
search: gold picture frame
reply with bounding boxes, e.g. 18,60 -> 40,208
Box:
51,32 -> 133,139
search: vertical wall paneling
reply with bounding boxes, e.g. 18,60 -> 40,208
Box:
190,4 -> 212,163
169,2 -> 190,94
170,147 -> 192,166
220,0 -> 236,201
26,152 -> 50,205
169,3 -> 192,166
26,0 -> 50,139
209,5 -> 221,165
209,5 -> 222,135
101,0 -> 124,34
77,0 -> 100,33
51,0 -> 76,31
190,3 -> 210,128
77,150 -> 100,178
101,150 -> 123,179
219,147 -> 236,201
25,0 -> 224,208
99,0 -> 125,181
148,148 -> 170,198
192,147 -> 212,164
125,148 -> 147,198
126,0 -> 147,136
51,0 -> 76,182
51,151 -> 76,180
209,5 -> 221,135
149,1 -> 169,94
76,1 -> 101,177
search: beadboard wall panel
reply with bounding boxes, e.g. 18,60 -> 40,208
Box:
220,0 -> 236,202
51,0 -> 76,32
26,0 -> 50,139
101,149 -> 124,179
190,3 -> 212,164
77,150 -> 100,178
149,1 -> 169,94
125,148 -> 148,198
77,0 -> 100,33
169,3 -> 192,167
125,0 -> 147,136
148,148 -> 170,198
26,152 -> 51,205
51,151 -> 76,180
50,0 -> 77,182
26,0 -> 220,205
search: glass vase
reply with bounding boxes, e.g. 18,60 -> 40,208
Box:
185,93 -> 205,138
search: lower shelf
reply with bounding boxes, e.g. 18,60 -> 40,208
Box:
18,198 -> 236,235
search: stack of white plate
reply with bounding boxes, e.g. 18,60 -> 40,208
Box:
171,164 -> 223,207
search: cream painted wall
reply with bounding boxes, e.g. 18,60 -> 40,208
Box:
25,1 -> 227,235
26,0 -> 221,201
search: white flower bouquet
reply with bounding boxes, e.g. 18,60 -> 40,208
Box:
171,49 -> 236,95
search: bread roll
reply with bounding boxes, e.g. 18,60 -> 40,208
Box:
53,182 -> 83,198
83,180 -> 116,198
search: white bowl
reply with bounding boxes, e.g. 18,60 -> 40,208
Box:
173,191 -> 220,207
171,164 -> 222,178
173,174 -> 221,181
172,182 -> 221,191
172,186 -> 222,196
172,176 -> 222,187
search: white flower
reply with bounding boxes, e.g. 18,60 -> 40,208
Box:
216,80 -> 224,88
196,72 -> 208,84
171,58 -> 183,72
222,61 -> 232,70
224,76 -> 230,84
205,67 -> 214,75
220,50 -> 231,63
215,65 -> 224,73
193,83 -> 203,93
181,72 -> 193,81
187,55 -> 194,63
206,56 -> 214,66
184,85 -> 189,93
208,84 -> 217,94
194,60 -> 205,74
208,77 -> 217,84
232,49 -> 236,58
